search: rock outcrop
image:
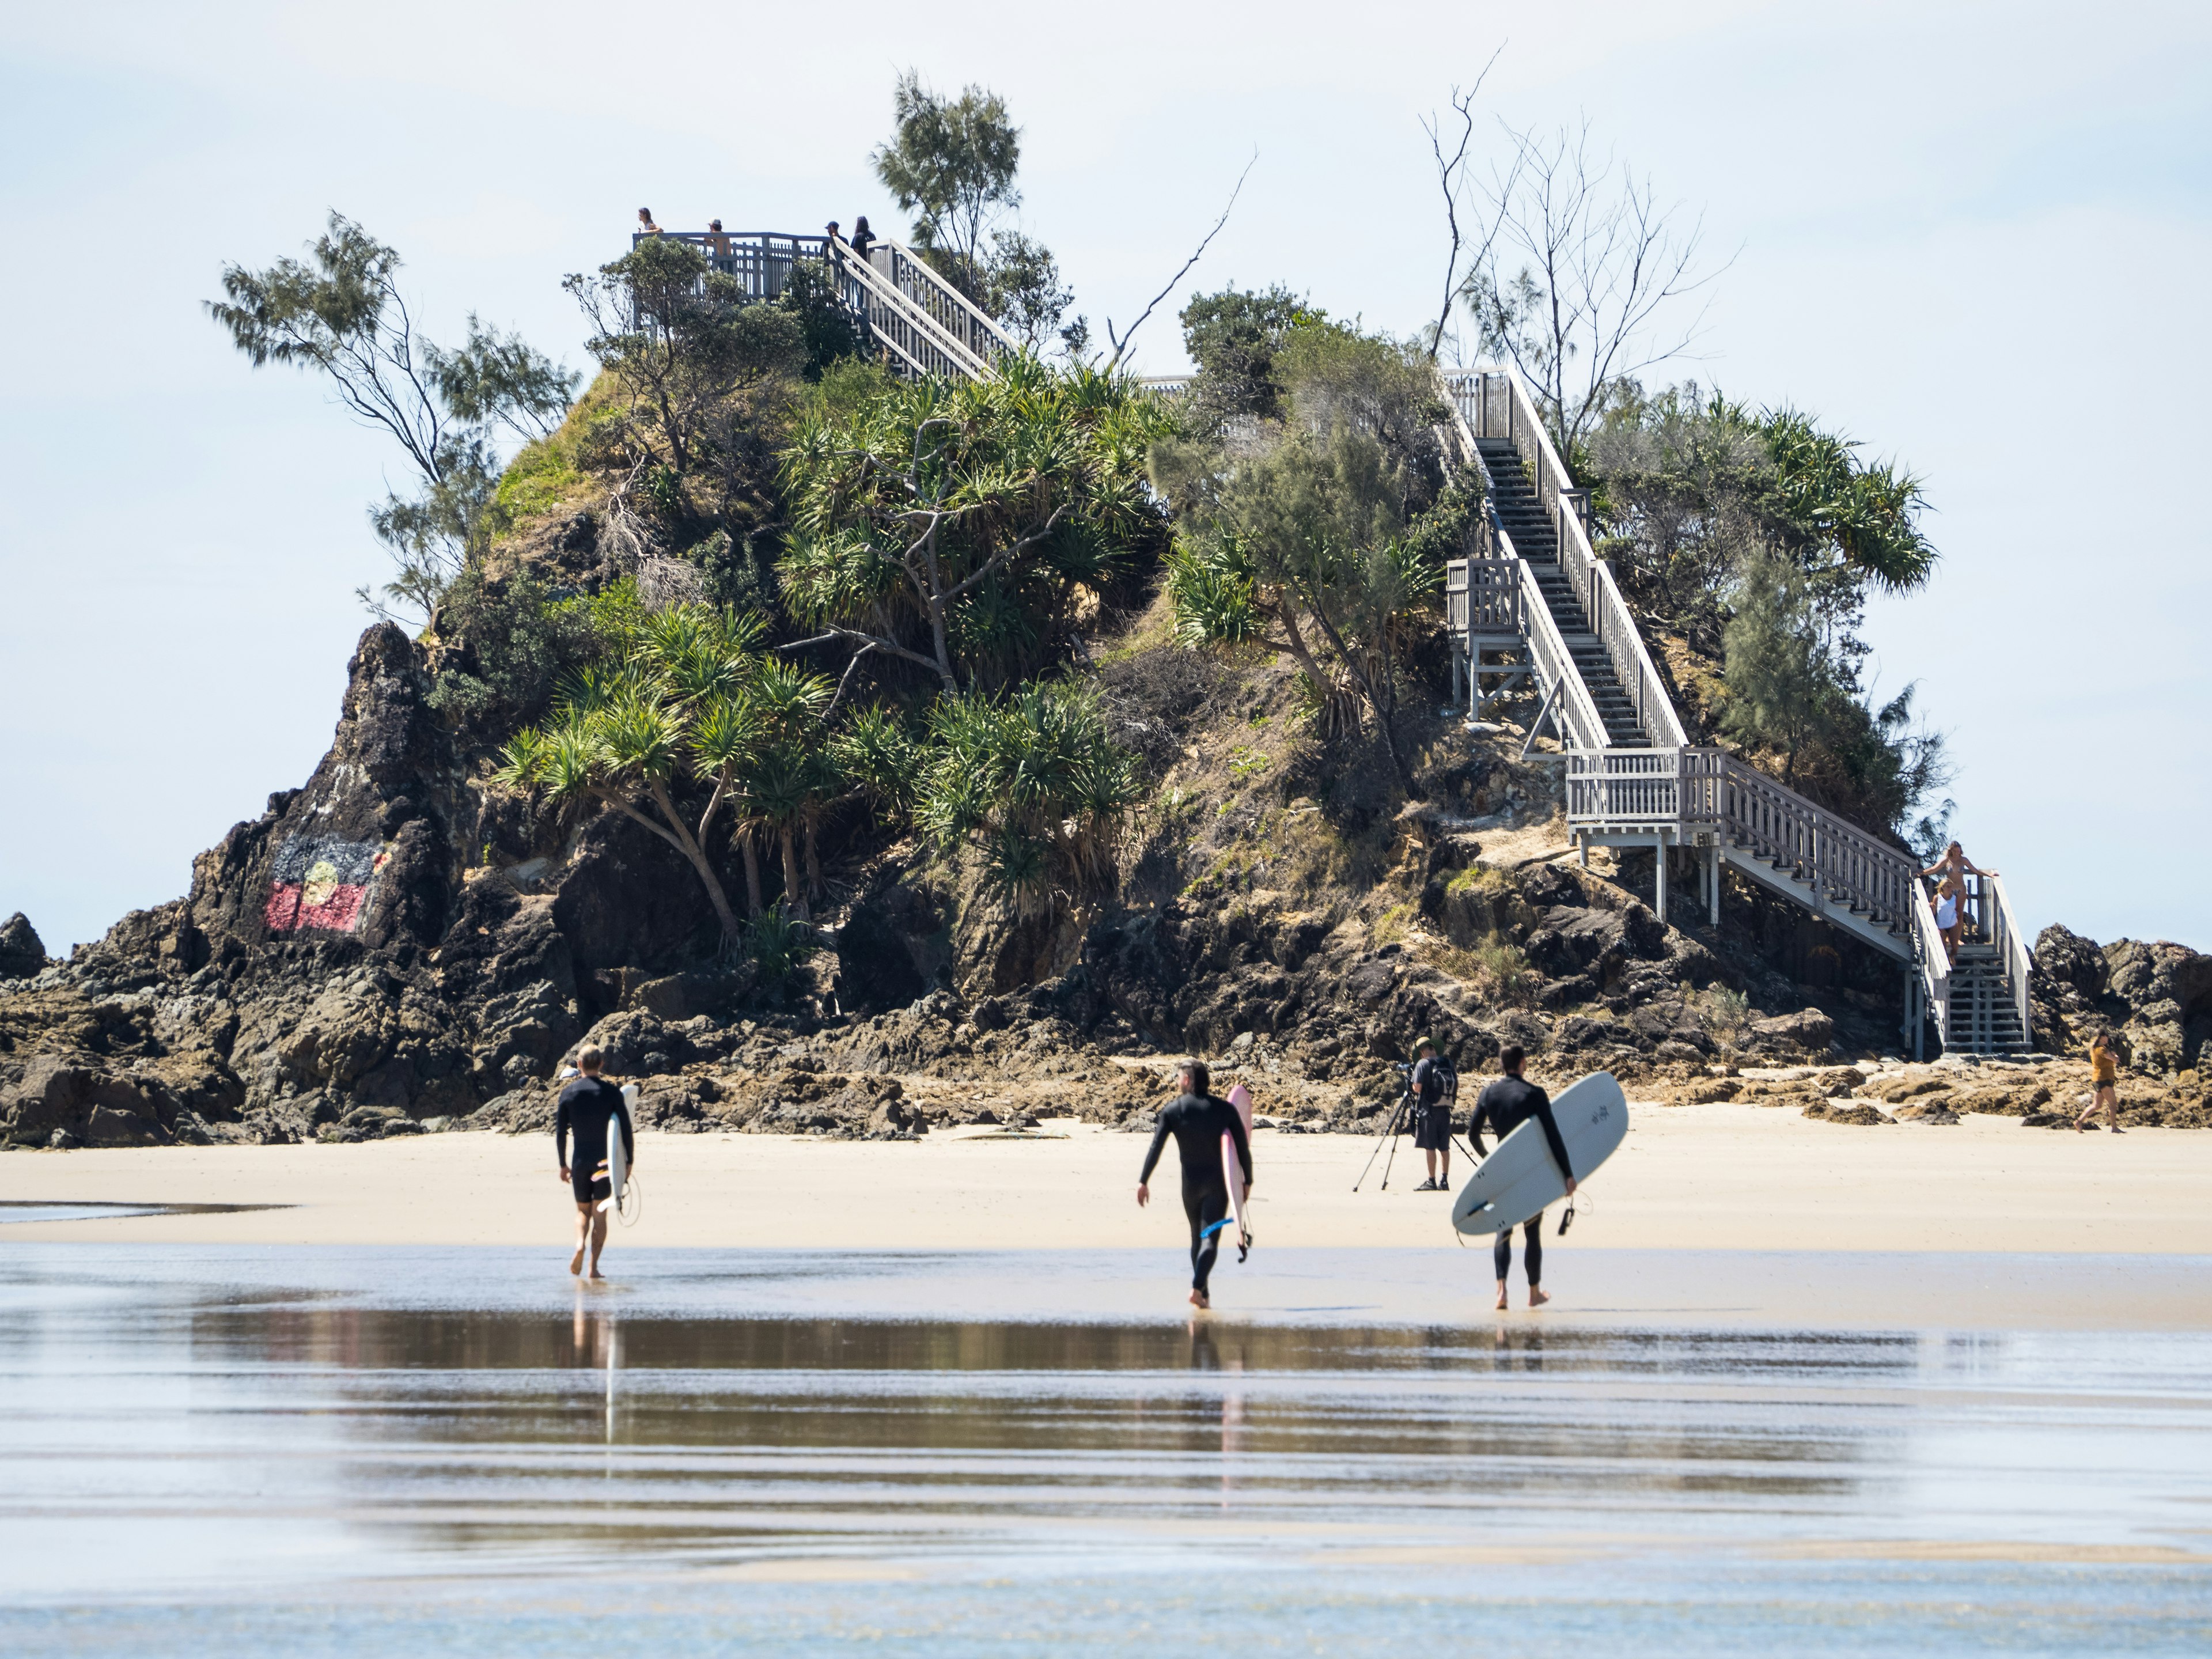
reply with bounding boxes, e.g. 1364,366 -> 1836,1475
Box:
9,611 -> 2209,1153
2032,923 -> 2212,1074
0,913 -> 46,980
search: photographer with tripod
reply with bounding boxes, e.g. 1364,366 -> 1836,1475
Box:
1410,1037 -> 1459,1191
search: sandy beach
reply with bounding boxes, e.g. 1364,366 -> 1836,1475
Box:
6,1099 -> 2209,1255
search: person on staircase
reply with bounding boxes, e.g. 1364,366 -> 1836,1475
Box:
636,207 -> 661,238
1930,879 -> 1964,964
848,215 -> 876,263
1921,842 -> 1996,961
2074,1031 -> 2125,1133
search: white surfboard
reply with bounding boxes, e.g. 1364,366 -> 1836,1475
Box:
1450,1071 -> 1627,1237
1221,1085 -> 1254,1247
600,1084 -> 637,1215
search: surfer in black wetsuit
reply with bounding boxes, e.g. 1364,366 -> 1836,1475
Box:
556,1044 -> 634,1281
1468,1045 -> 1574,1310
1137,1059 -> 1254,1310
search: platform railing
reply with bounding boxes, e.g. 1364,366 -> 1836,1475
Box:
1565,748 -> 1681,824
1445,556 -> 1524,638
632,229 -> 1014,383
1570,748 -> 1916,931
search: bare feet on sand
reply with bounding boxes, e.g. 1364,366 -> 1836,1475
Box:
1528,1287 -> 1551,1308
569,1248 -> 585,1275
1188,1289 -> 1210,1310
586,1268 -> 606,1282
1494,1285 -> 1509,1311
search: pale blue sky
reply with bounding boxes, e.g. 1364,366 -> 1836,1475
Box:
3,0 -> 2207,952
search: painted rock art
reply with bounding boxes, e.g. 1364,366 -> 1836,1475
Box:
263,836 -> 391,934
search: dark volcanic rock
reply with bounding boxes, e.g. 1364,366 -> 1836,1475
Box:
0,914 -> 46,980
2031,923 -> 2212,1071
1749,1008 -> 1835,1053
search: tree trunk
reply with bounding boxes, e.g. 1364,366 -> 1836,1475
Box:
738,831 -> 764,916
917,522 -> 961,691
779,823 -> 808,921
610,786 -> 744,942
804,816 -> 823,896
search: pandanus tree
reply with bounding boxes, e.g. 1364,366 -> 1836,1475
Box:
728,660 -> 836,920
778,355 -> 1175,693
916,683 -> 1140,917
495,604 -> 835,941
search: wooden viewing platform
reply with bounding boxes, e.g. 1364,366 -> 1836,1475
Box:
631,228 -> 1017,382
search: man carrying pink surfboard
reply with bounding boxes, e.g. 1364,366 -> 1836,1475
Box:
1137,1060 -> 1254,1310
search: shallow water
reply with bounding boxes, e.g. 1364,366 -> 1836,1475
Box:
3,1245 -> 2209,1655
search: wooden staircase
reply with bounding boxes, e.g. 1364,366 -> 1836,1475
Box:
1444,366 -> 2032,1059
1472,437 -> 1649,749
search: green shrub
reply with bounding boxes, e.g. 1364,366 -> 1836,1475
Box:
747,900 -> 816,984
916,681 -> 1139,915
427,569 -> 626,737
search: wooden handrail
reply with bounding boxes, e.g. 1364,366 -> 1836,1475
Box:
1911,881 -> 1953,1048
870,239 -> 1018,367
1984,874 -> 2035,1041
826,233 -> 995,381
1513,544 -> 1609,752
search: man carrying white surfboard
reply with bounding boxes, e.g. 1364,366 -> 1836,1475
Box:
1467,1046 -> 1574,1310
1136,1060 -> 1254,1311
555,1044 -> 634,1281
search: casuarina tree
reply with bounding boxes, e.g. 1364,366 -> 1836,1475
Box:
209,212 -> 576,621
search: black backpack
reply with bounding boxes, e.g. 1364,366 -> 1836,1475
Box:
1434,1056 -> 1459,1109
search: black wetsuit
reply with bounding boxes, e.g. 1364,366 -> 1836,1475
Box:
1468,1074 -> 1572,1283
1140,1092 -> 1255,1294
556,1077 -> 634,1204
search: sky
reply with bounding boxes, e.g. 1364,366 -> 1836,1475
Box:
2,0 -> 2207,954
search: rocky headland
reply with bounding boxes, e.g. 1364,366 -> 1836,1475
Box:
5,610 -> 2207,1154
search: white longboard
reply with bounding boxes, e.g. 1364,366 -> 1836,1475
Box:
1221,1084 -> 1254,1247
1450,1071 -> 1627,1237
600,1084 -> 637,1215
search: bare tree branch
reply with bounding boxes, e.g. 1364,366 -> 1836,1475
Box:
1460,118 -> 1736,452
1105,151 -> 1257,370
1421,46 -> 1508,362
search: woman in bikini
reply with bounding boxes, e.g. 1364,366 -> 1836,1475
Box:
1921,842 -> 1997,959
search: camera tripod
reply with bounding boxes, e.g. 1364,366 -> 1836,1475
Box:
1352,1066 -> 1482,1192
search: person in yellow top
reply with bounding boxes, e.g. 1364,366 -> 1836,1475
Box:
2074,1031 -> 2123,1133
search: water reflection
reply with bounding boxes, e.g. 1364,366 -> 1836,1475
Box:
2,1244 -> 2209,1658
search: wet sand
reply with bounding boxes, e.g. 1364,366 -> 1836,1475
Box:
3,1244 -> 2209,1656
5,1102 -> 2210,1258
